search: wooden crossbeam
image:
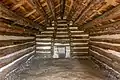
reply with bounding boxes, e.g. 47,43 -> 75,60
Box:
25,9 -> 36,17
11,0 -> 26,10
30,0 -> 49,25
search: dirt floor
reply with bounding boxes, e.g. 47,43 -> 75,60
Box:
19,58 -> 104,80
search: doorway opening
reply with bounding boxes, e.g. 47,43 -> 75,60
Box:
53,44 -> 70,58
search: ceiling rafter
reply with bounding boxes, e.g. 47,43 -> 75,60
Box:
30,0 -> 49,25
0,4 -> 44,31
66,0 -> 82,21
75,0 -> 106,25
25,9 -> 36,17
46,0 -> 57,22
0,4 -> 44,32
74,0 -> 92,24
60,0 -> 66,19
11,0 -> 26,10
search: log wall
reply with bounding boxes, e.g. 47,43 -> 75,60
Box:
82,4 -> 120,79
36,20 -> 89,58
0,32 -> 36,79
0,4 -> 37,79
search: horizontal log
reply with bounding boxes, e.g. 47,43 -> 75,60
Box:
71,36 -> 89,39
90,45 -> 120,63
36,49 -> 51,51
89,49 -> 120,73
89,49 -> 113,69
70,31 -> 84,33
90,34 -> 120,39
91,57 -> 120,78
0,50 -> 35,80
0,23 -> 35,36
36,46 -> 51,50
36,46 -> 51,48
0,46 -> 35,68
90,30 -> 120,36
36,36 -> 53,38
56,35 -> 69,37
71,40 -> 89,43
90,41 -> 120,52
41,31 -> 54,34
0,41 -> 35,57
0,39 -> 34,47
55,37 -> 69,39
71,43 -> 88,46
36,51 -> 51,54
0,35 -> 34,41
71,34 -> 88,37
54,43 -> 69,46
36,40 -> 52,42
90,38 -> 120,44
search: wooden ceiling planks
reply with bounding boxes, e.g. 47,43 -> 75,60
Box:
1,0 -> 120,32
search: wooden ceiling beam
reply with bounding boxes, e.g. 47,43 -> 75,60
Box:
46,0 -> 57,22
0,4 -> 44,32
25,9 -> 36,17
30,0 -> 49,25
11,0 -> 26,10
74,0 -> 92,24
60,0 -> 66,19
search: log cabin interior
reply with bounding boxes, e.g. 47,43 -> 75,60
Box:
0,0 -> 120,80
